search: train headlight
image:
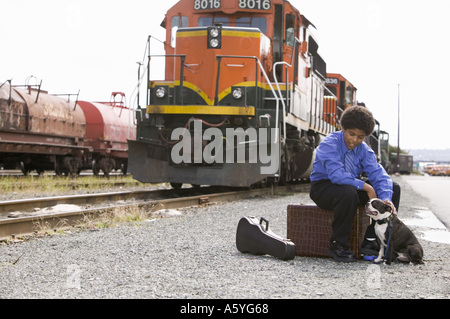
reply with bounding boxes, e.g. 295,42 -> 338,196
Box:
209,38 -> 220,48
232,88 -> 244,100
156,87 -> 166,99
207,25 -> 222,49
210,27 -> 220,38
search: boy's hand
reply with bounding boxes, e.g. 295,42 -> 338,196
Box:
384,200 -> 398,215
363,183 -> 377,200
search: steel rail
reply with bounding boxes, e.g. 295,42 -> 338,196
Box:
0,189 -> 171,217
0,184 -> 309,241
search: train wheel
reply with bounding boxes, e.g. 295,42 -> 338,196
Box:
54,159 -> 67,176
260,178 -> 270,188
20,162 -> 31,176
170,183 -> 183,190
92,160 -> 100,175
278,155 -> 288,186
64,157 -> 81,177
99,158 -> 116,178
55,157 -> 79,176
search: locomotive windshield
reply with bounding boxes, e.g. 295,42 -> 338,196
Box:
198,16 -> 230,27
198,16 -> 267,33
236,17 -> 267,33
171,16 -> 189,47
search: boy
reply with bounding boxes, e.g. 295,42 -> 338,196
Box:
309,106 -> 400,262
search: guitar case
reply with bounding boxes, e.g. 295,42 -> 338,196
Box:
236,216 -> 296,261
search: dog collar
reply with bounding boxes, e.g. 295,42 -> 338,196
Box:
376,214 -> 395,225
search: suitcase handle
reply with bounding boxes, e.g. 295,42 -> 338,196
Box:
260,217 -> 269,231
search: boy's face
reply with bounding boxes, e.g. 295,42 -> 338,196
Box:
343,128 -> 366,150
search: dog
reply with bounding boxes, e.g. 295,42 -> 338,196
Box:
365,198 -> 424,265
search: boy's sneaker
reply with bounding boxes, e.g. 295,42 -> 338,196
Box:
359,238 -> 379,260
328,241 -> 356,263
360,238 -> 379,254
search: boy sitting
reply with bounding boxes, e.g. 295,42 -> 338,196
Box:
309,106 -> 400,262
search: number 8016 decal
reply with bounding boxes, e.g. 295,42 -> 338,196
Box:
239,0 -> 271,10
194,0 -> 221,10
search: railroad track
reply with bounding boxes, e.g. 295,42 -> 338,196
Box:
0,184 -> 309,242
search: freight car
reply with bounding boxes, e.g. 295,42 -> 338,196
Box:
128,0 -> 382,188
389,153 -> 413,175
0,79 -> 135,176
78,92 -> 136,176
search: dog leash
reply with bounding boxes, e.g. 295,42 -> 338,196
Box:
382,222 -> 393,263
374,221 -> 393,264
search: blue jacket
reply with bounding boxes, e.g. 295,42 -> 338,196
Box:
310,131 -> 393,201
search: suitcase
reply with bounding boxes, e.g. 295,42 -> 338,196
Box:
287,205 -> 370,258
236,216 -> 296,261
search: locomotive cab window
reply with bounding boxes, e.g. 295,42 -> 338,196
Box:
171,16 -> 189,48
236,17 -> 267,33
198,17 -> 230,27
285,14 -> 295,47
198,16 -> 266,33
345,87 -> 354,105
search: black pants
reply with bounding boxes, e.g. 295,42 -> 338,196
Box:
309,180 -> 401,247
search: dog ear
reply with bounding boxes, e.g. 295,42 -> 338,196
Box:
385,203 -> 392,212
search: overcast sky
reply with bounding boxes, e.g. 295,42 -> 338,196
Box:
1,0 -> 449,150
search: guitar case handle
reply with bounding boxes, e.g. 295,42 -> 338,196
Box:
260,217 -> 269,231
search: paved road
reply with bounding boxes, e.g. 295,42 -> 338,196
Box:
402,174 -> 450,229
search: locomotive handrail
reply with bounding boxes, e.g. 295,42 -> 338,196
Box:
273,61 -> 291,147
215,55 -> 283,145
148,54 -> 186,105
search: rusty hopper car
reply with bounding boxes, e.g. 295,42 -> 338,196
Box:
1,80 -> 136,176
0,80 -> 90,175
128,0 -> 346,188
78,92 -> 136,176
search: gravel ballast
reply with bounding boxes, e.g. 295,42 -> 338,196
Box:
0,175 -> 449,300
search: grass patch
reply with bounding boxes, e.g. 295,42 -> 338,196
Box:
0,174 -> 143,196
22,204 -> 156,242
73,204 -> 156,231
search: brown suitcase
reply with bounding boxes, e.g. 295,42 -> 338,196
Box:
287,205 -> 370,258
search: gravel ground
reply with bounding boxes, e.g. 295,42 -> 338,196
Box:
0,175 -> 449,300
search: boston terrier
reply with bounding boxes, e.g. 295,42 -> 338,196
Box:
365,199 -> 424,265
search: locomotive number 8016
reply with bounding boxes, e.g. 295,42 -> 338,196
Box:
239,0 -> 271,10
194,0 -> 221,10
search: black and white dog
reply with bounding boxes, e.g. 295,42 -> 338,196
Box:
365,199 -> 424,265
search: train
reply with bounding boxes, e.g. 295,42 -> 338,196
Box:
127,0 -> 387,189
0,78 -> 135,176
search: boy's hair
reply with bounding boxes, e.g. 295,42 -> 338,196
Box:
340,106 -> 375,136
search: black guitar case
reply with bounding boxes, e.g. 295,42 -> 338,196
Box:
236,216 -> 296,261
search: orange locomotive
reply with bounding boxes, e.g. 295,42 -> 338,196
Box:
128,0 -> 345,188
324,73 -> 357,126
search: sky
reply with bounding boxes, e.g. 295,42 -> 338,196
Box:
1,0 -> 449,151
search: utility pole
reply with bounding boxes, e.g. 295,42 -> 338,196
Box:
396,84 -> 401,173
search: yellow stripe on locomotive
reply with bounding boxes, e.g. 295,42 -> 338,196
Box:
147,105 -> 255,116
